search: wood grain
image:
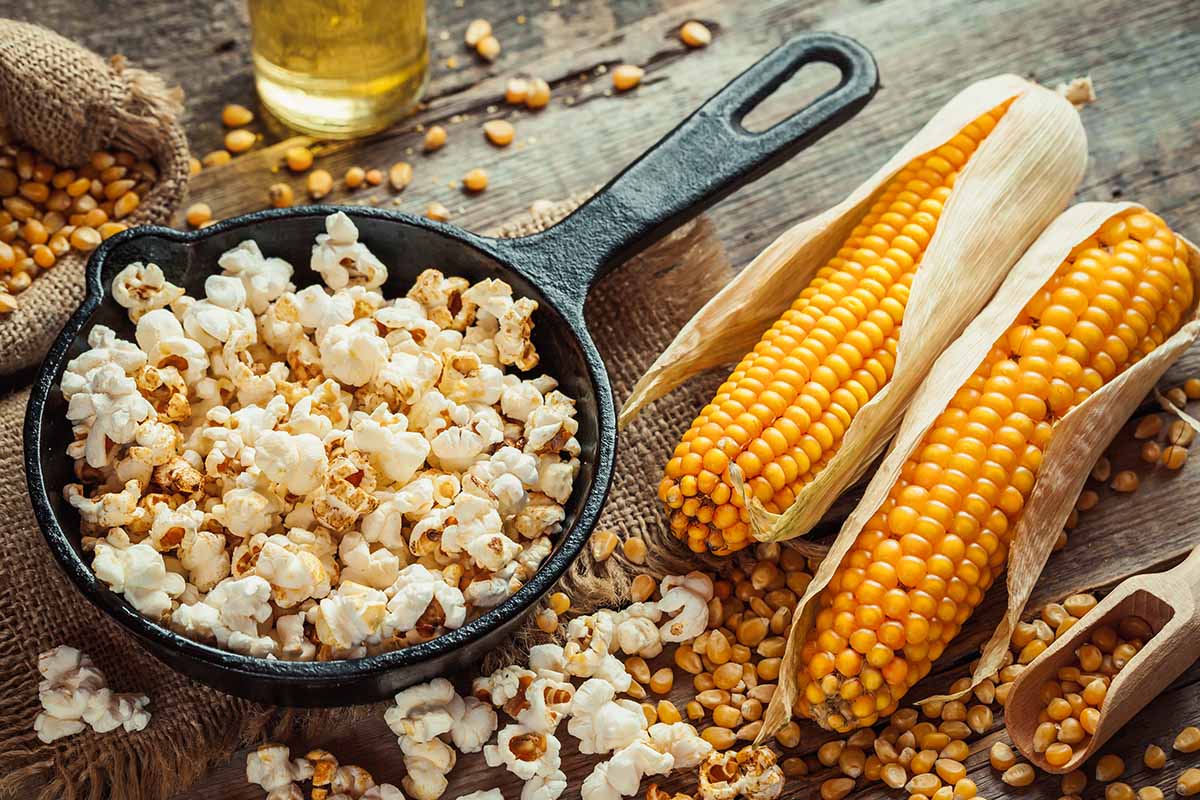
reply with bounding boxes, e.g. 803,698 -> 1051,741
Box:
9,0 -> 1200,796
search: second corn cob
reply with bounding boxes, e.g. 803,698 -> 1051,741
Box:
660,104 -> 1010,556
795,208 -> 1194,732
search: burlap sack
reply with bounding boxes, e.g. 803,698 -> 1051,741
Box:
0,194 -> 733,800
0,19 -> 191,375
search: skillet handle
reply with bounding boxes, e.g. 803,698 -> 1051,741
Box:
491,32 -> 878,315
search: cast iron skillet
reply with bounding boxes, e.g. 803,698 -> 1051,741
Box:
25,33 -> 878,706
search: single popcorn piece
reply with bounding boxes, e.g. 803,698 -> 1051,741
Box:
314,581 -> 388,653
566,678 -> 647,755
320,320 -> 390,387
384,564 -> 467,636
648,721 -> 713,769
311,211 -> 388,289
362,785 -> 406,800
218,239 -> 295,314
246,743 -> 314,793
92,540 -> 186,618
599,739 -> 675,797
698,746 -> 785,800
61,211 -> 580,663
522,769 -> 567,800
483,724 -> 562,781
312,452 -> 380,531
255,535 -> 333,606
65,359 -> 154,468
455,792 -> 504,800
658,572 -> 714,643
173,575 -> 277,657
34,646 -> 151,743
339,531 -> 400,589
516,676 -> 575,733
473,664 -> 535,707
409,268 -> 475,331
255,429 -> 328,496
111,262 -> 185,321
350,404 -> 431,485
385,678 -> 461,743
450,695 -> 498,753
400,736 -> 456,800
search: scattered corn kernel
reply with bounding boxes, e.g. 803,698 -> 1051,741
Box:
185,202 -> 212,228
224,129 -> 256,154
221,103 -> 254,127
612,64 -> 645,92
424,126 -> 448,152
285,146 -> 314,172
680,20 -> 713,48
463,168 -> 488,192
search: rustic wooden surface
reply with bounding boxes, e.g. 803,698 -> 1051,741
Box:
11,0 -> 1200,797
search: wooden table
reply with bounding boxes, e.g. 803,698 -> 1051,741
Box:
15,0 -> 1200,797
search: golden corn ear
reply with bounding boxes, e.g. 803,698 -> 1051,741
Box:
796,209 -> 1194,732
660,104 -> 1011,556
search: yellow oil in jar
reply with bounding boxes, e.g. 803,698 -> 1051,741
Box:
248,0 -> 429,138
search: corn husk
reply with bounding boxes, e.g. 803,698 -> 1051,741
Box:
620,75 -> 1089,545
760,202 -> 1200,738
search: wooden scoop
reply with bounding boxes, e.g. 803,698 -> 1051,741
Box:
1006,544 -> 1200,773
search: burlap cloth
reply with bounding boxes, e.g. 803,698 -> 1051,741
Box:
0,19 -> 191,375
0,191 -> 736,799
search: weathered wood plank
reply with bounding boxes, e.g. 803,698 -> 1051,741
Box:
10,0 -> 1200,796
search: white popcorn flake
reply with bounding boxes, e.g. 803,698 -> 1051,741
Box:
338,531 -> 400,589
455,792 -> 504,800
314,581 -> 388,653
383,564 -> 466,636
400,736 -> 456,800
473,664 -> 535,707
219,239 -> 295,314
65,359 -> 154,469
311,211 -> 388,289
111,262 -> 184,321
648,721 -> 713,769
566,678 -> 646,755
483,724 -> 561,781
255,535 -> 332,607
362,785 -> 406,800
450,695 -> 497,754
350,404 -> 430,485
658,572 -> 714,643
320,320 -> 390,387
174,575 -> 277,657
522,769 -> 567,800
246,743 -> 314,793
34,646 -> 151,743
92,540 -> 185,618
255,429 -> 328,496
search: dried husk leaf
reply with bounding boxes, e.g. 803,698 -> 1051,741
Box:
759,202 -> 1200,738
621,74 -> 1088,548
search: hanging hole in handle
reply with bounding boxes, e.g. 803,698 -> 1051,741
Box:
741,60 -> 847,133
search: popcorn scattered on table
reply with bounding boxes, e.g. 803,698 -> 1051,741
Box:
62,211 -> 581,661
245,743 -> 403,800
33,645 -> 150,743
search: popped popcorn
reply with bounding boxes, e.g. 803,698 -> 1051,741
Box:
62,212 -> 579,664
246,743 -> 314,794
34,646 -> 150,743
483,724 -> 561,781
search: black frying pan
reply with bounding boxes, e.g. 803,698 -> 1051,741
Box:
25,33 -> 877,706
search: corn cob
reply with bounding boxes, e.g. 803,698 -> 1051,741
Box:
796,209 -> 1194,732
660,105 -> 1012,556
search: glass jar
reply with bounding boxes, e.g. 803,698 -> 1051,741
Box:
248,0 -> 429,139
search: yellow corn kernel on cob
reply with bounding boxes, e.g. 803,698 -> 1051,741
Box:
660,105 -> 1011,556
796,209 -> 1193,732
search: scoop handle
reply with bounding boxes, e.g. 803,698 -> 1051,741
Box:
491,32 -> 879,317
